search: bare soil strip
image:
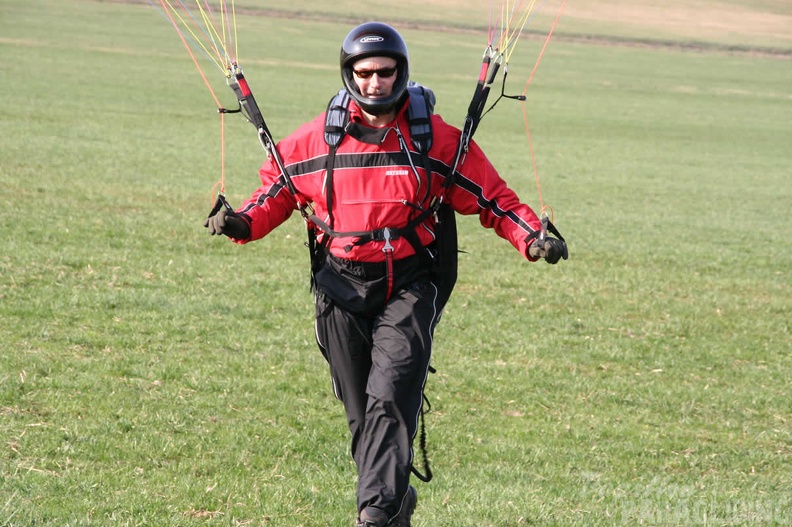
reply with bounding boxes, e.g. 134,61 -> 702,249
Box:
118,0 -> 791,59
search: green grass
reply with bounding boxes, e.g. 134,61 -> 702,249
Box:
2,0 -> 791,526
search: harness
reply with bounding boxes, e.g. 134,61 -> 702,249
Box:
307,84 -> 448,303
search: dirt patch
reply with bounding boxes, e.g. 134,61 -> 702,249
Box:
123,0 -> 792,58
563,0 -> 792,43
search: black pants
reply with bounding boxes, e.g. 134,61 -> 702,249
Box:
314,278 -> 441,518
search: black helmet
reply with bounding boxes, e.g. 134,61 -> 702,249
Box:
340,22 -> 410,115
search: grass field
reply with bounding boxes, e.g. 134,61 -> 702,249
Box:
1,1 -> 791,526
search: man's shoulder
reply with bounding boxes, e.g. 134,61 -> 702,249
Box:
273,111 -> 329,160
429,113 -> 459,134
295,112 -> 327,135
280,112 -> 327,144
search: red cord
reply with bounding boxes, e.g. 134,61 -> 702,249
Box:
520,0 -> 568,216
158,0 -> 229,206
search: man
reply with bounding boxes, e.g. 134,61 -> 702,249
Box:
205,21 -> 567,527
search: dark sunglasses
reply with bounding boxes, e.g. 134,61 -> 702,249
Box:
352,67 -> 398,79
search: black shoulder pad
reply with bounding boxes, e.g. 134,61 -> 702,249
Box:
406,82 -> 435,154
324,89 -> 351,148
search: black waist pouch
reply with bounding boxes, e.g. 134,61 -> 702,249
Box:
314,253 -> 427,318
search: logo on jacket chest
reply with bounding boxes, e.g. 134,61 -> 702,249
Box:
385,169 -> 409,176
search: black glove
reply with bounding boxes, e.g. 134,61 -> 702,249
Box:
528,237 -> 568,264
203,208 -> 251,239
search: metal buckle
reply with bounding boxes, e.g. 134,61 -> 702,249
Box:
382,227 -> 394,252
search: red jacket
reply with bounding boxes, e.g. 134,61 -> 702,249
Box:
235,96 -> 541,263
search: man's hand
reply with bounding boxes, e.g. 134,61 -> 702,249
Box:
203,208 -> 251,239
528,237 -> 568,264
